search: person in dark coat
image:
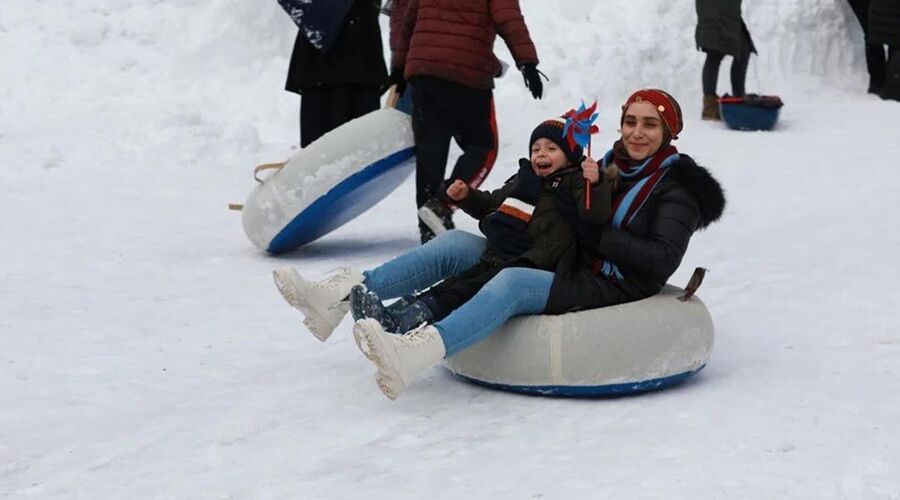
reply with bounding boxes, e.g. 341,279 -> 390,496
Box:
847,0 -> 888,95
389,0 -> 545,244
695,0 -> 756,120
285,0 -> 388,148
349,117 -> 612,334
868,0 -> 900,100
335,89 -> 725,400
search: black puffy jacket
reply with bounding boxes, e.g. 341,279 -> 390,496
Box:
544,155 -> 725,314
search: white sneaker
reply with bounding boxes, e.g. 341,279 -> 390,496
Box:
352,318 -> 446,400
272,266 -> 363,342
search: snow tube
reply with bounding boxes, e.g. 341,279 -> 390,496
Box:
241,105 -> 415,254
445,285 -> 714,397
719,94 -> 784,131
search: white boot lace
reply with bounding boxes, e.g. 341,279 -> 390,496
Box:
399,326 -> 436,350
319,267 -> 351,289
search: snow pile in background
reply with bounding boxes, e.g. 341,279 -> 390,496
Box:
0,0 -> 868,171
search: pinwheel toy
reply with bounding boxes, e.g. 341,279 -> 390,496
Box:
562,100 -> 600,209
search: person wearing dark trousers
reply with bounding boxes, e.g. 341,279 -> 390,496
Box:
695,0 -> 756,120
848,0 -> 888,94
390,0 -> 544,244
869,0 -> 900,101
409,76 -> 497,237
285,0 -> 388,148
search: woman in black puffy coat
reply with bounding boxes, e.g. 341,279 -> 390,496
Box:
335,89 -> 727,399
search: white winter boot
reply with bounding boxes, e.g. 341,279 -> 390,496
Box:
352,318 -> 446,400
272,266 -> 363,342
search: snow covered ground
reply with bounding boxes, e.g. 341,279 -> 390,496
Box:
2,0 -> 899,498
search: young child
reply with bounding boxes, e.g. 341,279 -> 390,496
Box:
350,117 -> 613,333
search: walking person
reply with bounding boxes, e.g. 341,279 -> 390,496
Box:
389,0 -> 545,243
695,0 -> 757,120
284,0 -> 388,148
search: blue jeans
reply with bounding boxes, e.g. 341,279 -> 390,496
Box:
435,267 -> 553,356
362,230 -> 486,299
361,230 -> 554,357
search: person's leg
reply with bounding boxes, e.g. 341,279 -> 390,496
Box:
848,0 -> 887,93
411,77 -> 453,210
273,229 -> 484,342
702,49 -> 724,97
417,82 -> 498,237
883,45 -> 900,101
351,267 -> 554,399
299,86 -> 332,148
444,85 -> 497,190
730,33 -> 752,97
362,229 -> 486,300
434,267 -> 554,356
420,262 -> 503,322
411,77 -> 454,242
701,50 -> 724,120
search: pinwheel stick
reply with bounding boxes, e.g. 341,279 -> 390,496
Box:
562,100 -> 600,211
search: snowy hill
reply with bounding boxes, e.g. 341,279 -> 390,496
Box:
2,0 -> 899,498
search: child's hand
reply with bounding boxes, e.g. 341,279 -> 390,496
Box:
446,179 -> 469,201
582,158 -> 600,184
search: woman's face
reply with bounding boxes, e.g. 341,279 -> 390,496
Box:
621,101 -> 665,161
530,138 -> 569,177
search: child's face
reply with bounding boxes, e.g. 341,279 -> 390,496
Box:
530,138 -> 569,177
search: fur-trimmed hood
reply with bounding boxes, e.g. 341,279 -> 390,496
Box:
667,154 -> 725,228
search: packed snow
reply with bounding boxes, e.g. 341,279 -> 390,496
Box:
2,0 -> 899,498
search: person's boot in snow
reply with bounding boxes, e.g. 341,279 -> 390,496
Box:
272,266 -> 362,342
417,197 -> 455,240
419,222 -> 436,245
350,285 -> 434,333
701,95 -> 721,120
352,318 -> 446,400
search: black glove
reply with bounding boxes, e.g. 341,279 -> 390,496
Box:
389,66 -> 406,96
520,64 -> 544,100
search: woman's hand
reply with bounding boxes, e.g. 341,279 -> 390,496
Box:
446,179 -> 469,201
582,157 -> 600,184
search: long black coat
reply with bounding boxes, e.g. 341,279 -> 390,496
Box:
285,0 -> 388,94
695,0 -> 756,56
544,155 -> 726,314
869,0 -> 900,45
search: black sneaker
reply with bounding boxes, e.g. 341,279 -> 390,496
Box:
419,223 -> 436,245
417,197 -> 455,237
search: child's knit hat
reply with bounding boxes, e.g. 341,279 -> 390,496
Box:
529,118 -> 583,166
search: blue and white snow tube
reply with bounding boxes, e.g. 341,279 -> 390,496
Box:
445,285 -> 714,397
241,107 -> 415,253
